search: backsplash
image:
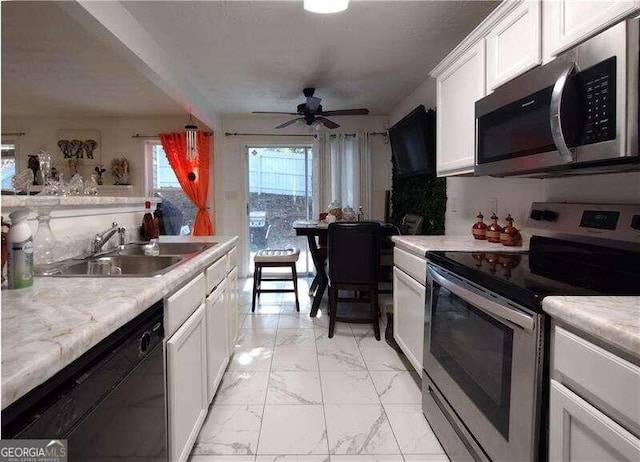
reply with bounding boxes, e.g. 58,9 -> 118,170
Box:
445,171 -> 640,236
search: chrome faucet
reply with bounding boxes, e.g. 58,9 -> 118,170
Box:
91,222 -> 126,255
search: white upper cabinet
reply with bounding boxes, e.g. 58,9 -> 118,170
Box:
487,1 -> 542,91
435,40 -> 486,177
545,0 -> 639,56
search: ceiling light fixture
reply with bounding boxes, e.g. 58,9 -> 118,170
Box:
304,0 -> 348,14
185,114 -> 198,161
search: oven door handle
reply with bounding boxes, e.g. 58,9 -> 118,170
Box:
550,62 -> 576,164
428,266 -> 535,332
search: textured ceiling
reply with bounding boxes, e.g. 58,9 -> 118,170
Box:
1,1 -> 185,117
2,1 -> 498,118
123,1 -> 498,115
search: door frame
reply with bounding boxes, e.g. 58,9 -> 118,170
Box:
242,142 -> 314,276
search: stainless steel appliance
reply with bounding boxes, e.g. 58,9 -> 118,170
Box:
475,19 -> 639,177
2,302 -> 167,461
422,203 -> 640,462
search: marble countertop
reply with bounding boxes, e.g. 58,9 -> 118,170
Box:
544,296 -> 640,360
391,234 -> 530,256
2,195 -> 161,209
1,235 -> 239,409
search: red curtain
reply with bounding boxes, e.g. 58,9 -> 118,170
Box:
158,130 -> 214,236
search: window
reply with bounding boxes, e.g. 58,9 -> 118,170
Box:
1,140 -> 17,190
145,141 -> 196,235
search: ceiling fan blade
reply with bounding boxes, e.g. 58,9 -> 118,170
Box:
252,111 -> 299,115
306,96 -> 322,112
320,109 -> 370,116
317,117 -> 340,129
276,118 -> 304,129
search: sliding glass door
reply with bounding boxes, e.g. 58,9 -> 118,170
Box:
246,145 -> 313,274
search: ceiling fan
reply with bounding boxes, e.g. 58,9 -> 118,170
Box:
252,87 -> 369,129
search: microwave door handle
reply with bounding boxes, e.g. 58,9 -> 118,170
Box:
550,63 -> 576,163
428,266 -> 535,332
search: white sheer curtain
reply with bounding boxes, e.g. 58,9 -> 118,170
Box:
313,131 -> 372,218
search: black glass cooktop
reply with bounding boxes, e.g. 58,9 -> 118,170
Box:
426,235 -> 640,310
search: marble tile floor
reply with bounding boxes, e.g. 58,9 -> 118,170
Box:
190,277 -> 449,462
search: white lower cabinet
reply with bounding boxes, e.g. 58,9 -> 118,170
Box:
226,267 -> 239,351
549,324 -> 640,461
393,266 -> 426,374
206,281 -> 229,403
549,380 -> 640,461
166,303 -> 208,462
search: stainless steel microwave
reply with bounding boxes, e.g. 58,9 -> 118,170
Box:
475,19 -> 639,177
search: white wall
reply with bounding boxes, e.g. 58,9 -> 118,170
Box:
389,78 -> 436,127
215,114 -> 391,274
2,114 -> 210,197
389,78 -> 640,236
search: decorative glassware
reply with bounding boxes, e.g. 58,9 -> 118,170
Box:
27,197 -> 60,268
472,212 -> 487,240
84,174 -> 99,195
11,170 -> 34,195
486,213 -> 503,243
500,214 -> 522,247
38,149 -> 52,185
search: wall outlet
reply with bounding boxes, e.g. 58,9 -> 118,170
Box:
490,197 -> 498,215
449,196 -> 458,213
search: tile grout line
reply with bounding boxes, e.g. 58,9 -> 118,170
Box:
354,321 -> 407,459
314,306 -> 333,459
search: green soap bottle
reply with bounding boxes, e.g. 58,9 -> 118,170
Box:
7,209 -> 34,289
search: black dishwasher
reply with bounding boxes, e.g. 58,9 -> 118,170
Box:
2,302 -> 167,462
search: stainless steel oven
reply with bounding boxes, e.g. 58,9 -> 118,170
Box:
475,19 -> 639,177
422,263 -> 544,462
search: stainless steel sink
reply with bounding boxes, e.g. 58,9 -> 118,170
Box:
50,255 -> 184,277
106,242 -> 216,256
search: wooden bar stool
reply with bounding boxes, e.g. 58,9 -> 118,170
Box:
252,248 -> 301,313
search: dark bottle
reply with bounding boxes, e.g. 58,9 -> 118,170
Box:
142,201 -> 159,241
500,214 -> 522,247
472,212 -> 487,240
486,213 -> 503,243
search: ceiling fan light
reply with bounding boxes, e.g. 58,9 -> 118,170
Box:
304,0 -> 348,14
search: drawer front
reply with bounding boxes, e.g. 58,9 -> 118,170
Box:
394,247 -> 427,283
206,256 -> 228,295
227,247 -> 238,273
166,273 -> 205,337
549,380 -> 640,462
553,326 -> 640,430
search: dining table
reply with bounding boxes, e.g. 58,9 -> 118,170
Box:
292,220 -> 329,317
293,219 -> 398,317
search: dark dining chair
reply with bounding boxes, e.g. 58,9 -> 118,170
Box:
327,222 -> 382,340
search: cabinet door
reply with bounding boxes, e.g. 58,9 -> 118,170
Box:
166,303 -> 208,462
549,380 -> 640,461
226,268 -> 239,352
487,1 -> 541,91
436,40 -> 486,177
206,282 -> 229,403
546,0 -> 639,56
393,267 -> 426,374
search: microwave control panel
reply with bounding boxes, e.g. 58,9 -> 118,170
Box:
579,56 -> 616,145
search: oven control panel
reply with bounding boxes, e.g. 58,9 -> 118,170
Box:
527,202 -> 640,243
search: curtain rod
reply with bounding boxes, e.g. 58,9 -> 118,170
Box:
132,132 -> 213,138
2,132 -> 26,137
225,132 -> 317,138
225,131 -> 388,138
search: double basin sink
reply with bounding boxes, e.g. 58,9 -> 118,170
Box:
46,242 -> 215,277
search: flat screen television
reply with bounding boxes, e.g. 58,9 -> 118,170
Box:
389,105 -> 436,178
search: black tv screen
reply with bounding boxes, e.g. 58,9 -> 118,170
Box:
389,105 -> 436,178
